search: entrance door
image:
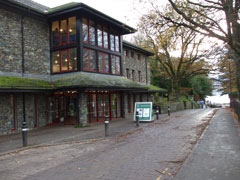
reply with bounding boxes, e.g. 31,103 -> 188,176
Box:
97,94 -> 110,122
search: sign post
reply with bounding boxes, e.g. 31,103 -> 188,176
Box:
134,102 -> 154,122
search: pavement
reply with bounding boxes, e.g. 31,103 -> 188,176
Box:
174,108 -> 240,180
0,112 -> 169,155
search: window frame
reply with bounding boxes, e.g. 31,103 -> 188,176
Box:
132,69 -> 135,81
131,52 -> 134,58
138,71 -> 141,82
52,47 -> 78,73
83,48 -> 97,72
126,68 -> 129,79
98,51 -> 110,74
51,17 -> 77,47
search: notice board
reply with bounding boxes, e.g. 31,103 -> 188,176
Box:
134,102 -> 154,122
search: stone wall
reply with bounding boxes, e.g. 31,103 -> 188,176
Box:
0,9 -> 22,73
24,17 -> 50,75
0,8 -> 50,76
0,93 -> 48,135
78,92 -> 88,126
123,48 -> 151,85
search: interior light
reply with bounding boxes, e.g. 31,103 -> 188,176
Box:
74,57 -> 77,60
60,29 -> 63,32
55,60 -> 58,64
69,29 -> 73,32
65,58 -> 68,62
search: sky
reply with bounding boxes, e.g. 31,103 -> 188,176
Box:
33,0 -> 141,28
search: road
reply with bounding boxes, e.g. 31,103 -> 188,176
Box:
0,108 -> 238,180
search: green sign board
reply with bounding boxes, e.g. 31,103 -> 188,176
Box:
134,102 -> 154,121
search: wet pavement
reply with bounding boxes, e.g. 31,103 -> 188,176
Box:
0,108 -> 219,180
173,108 -> 240,180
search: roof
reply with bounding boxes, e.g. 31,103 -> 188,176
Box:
52,72 -> 146,90
123,41 -> 154,56
0,76 -> 52,90
0,73 -> 167,93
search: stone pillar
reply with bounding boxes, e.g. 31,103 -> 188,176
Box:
78,92 -> 88,126
122,92 -> 128,118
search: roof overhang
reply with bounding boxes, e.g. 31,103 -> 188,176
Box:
123,41 -> 154,56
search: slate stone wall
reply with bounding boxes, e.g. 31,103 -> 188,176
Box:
24,17 -> 50,75
123,48 -> 151,85
0,9 -> 22,73
0,8 -> 50,76
0,93 -> 48,135
78,92 -> 88,126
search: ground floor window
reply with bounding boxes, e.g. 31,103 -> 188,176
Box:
87,91 -> 121,123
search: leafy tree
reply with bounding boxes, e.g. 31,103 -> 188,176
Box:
160,0 -> 240,98
191,75 -> 213,100
137,6 -> 212,98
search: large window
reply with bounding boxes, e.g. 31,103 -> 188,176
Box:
51,17 -> 76,47
52,48 -> 77,73
97,25 -> 108,49
82,18 -> 95,45
111,55 -> 121,75
83,48 -> 97,72
110,34 -> 120,52
98,52 -> 109,73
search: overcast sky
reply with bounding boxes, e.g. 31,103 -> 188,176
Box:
33,0 -> 142,28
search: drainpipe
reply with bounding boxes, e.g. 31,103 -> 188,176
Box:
21,14 -> 27,146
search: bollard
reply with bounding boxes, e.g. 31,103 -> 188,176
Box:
136,111 -> 139,127
156,106 -> 159,120
22,121 -> 28,147
168,106 -> 171,116
105,115 -> 109,136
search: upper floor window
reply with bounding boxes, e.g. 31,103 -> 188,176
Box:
132,70 -> 135,81
52,48 -> 77,73
98,52 -> 109,73
124,50 -> 129,57
51,17 -> 76,47
131,52 -> 134,58
137,54 -> 141,61
111,55 -> 121,75
126,68 -> 129,79
138,71 -> 141,82
83,48 -> 97,72
82,18 -> 95,45
97,25 -> 108,49
110,34 -> 120,52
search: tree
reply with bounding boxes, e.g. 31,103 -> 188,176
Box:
137,7 -> 212,98
191,75 -> 213,100
216,49 -> 237,95
163,0 -> 240,98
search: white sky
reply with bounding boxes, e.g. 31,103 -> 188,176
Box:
33,0 -> 141,28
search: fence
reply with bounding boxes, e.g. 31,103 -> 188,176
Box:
230,101 -> 240,121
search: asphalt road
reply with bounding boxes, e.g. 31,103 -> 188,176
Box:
1,108 -> 238,180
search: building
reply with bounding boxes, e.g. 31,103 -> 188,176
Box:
0,0 -> 166,135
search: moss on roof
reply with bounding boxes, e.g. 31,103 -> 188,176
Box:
144,85 -> 167,92
53,72 -> 146,90
0,76 -> 52,89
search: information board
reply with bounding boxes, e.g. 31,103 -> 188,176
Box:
134,102 -> 154,121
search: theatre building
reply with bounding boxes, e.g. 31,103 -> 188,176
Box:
0,0 -> 166,135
